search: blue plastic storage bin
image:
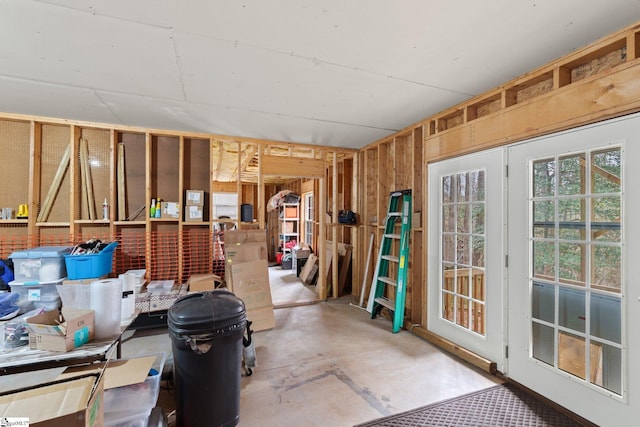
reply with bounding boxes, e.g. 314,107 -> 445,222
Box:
64,242 -> 119,280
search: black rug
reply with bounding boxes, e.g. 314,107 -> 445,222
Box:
354,383 -> 588,427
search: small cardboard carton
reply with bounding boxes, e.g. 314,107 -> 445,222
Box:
185,205 -> 204,222
26,308 -> 95,352
187,273 -> 224,292
185,190 -> 204,206
0,371 -> 104,427
160,201 -> 180,219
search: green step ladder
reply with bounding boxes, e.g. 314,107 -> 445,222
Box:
367,189 -> 412,333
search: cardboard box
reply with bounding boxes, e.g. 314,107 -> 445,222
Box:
224,229 -> 268,285
284,206 -> 298,218
160,201 -> 180,218
185,205 -> 204,222
230,259 -> 275,331
185,190 -> 204,206
26,308 -> 95,352
187,273 -> 224,292
0,372 -> 104,427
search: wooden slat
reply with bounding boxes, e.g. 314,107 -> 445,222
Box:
38,143 -> 70,222
117,142 -> 126,220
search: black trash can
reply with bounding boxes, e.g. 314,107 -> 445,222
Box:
168,290 -> 246,427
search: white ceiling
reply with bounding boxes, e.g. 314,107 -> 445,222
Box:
1,1 -> 640,149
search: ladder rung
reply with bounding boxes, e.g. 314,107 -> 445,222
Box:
388,212 -> 401,217
384,233 -> 401,239
382,255 -> 398,263
374,297 -> 395,311
378,276 -> 397,286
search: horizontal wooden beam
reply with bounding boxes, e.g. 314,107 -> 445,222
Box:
262,155 -> 325,178
426,60 -> 640,161
409,325 -> 498,375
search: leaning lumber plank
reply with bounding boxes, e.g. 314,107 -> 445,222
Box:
117,143 -> 127,220
81,138 -> 96,219
38,144 -> 71,222
79,137 -> 89,219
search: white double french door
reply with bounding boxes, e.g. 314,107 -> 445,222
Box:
428,114 -> 640,426
507,115 -> 640,427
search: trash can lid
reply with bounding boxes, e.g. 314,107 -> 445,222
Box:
168,289 -> 246,335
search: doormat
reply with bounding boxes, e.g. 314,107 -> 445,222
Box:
354,383 -> 591,427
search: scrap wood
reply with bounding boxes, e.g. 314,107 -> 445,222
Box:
117,143 -> 127,220
38,144 -> 71,222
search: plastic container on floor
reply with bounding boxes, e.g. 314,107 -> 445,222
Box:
9,246 -> 71,284
104,352 -> 166,427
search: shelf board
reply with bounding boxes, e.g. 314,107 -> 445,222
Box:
36,222 -> 70,227
0,219 -> 28,224
182,221 -> 209,226
114,220 -> 146,226
75,219 -> 110,224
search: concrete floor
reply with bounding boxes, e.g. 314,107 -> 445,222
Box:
121,266 -> 502,426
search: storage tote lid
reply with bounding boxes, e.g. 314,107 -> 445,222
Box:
168,289 -> 246,335
10,246 -> 72,259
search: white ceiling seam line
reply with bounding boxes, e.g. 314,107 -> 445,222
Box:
0,73 -> 186,104
32,0 -> 173,31
174,29 -> 475,97
170,27 -> 189,102
91,89 -> 125,126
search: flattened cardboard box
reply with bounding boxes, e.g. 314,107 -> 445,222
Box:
26,308 -> 95,352
224,229 -> 268,286
0,372 -> 104,427
187,273 -> 224,292
230,259 -> 275,331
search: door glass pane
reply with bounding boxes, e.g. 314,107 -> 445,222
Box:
443,234 -> 455,263
593,343 -> 622,394
558,287 -> 585,333
443,205 -> 455,232
558,198 -> 585,240
457,235 -> 469,265
558,154 -> 585,196
457,204 -> 469,233
532,281 -> 555,323
442,175 -> 454,203
558,243 -> 585,285
470,170 -> 485,201
442,292 -> 454,321
457,173 -> 469,202
442,265 -> 455,291
456,296 -> 469,328
533,159 -> 555,197
472,236 -> 485,268
558,332 -> 586,380
590,293 -> 621,344
533,241 -> 555,279
532,322 -> 554,366
592,245 -> 621,292
533,200 -> 555,238
456,267 -> 470,296
471,203 -> 484,234
591,148 -> 621,194
529,146 -> 623,396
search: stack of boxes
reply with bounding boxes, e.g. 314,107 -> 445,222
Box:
185,189 -> 204,222
8,246 -> 71,313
